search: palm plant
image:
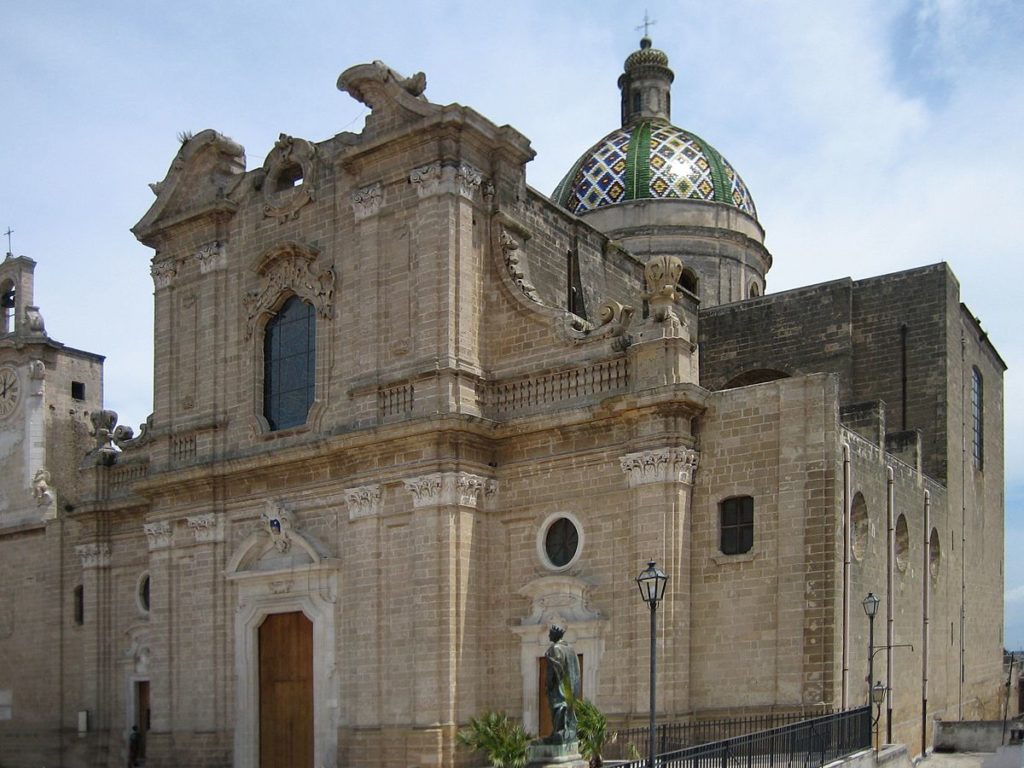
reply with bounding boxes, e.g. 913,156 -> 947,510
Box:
456,711 -> 532,768
575,697 -> 615,767
562,679 -> 615,767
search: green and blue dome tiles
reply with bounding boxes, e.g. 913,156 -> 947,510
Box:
552,120 -> 757,220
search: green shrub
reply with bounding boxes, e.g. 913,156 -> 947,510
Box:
456,711 -> 532,768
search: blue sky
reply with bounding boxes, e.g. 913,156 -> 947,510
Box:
3,1 -> 1022,644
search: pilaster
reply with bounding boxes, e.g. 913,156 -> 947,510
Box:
400,471 -> 494,758
75,542 -> 112,763
619,447 -> 698,717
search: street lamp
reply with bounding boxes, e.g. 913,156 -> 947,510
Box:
636,561 -> 668,768
862,593 -> 880,706
870,681 -> 887,753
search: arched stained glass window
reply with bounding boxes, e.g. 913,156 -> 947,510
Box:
263,296 -> 316,431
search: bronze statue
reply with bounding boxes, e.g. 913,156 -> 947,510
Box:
544,625 -> 581,744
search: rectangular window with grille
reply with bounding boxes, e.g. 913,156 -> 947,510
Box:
720,496 -> 754,555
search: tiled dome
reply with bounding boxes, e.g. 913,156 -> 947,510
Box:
551,120 -> 757,219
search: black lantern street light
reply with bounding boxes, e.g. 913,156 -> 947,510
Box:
870,681 -> 887,754
862,593 -> 880,703
636,561 -> 669,768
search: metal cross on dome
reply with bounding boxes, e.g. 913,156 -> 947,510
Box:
636,10 -> 657,37
3,227 -> 12,256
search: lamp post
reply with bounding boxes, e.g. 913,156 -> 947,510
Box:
636,561 -> 668,768
862,593 -> 880,704
870,681 -> 887,754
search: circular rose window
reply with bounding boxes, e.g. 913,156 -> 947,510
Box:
539,515 -> 582,570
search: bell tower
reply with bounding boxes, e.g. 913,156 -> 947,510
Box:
0,252 -> 41,338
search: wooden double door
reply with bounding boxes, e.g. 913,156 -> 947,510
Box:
259,612 -> 314,768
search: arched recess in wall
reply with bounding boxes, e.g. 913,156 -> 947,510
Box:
677,268 -> 699,296
929,527 -> 941,579
0,279 -> 14,333
895,514 -> 910,572
721,369 -> 789,390
748,280 -> 761,298
851,492 -> 868,561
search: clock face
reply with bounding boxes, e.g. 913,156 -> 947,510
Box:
0,366 -> 20,419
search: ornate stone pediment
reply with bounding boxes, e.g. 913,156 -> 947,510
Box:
243,243 -> 334,339
226,500 -> 332,577
132,129 -> 245,246
516,575 -> 603,629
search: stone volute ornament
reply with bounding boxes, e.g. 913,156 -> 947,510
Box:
499,229 -> 541,303
561,299 -> 634,347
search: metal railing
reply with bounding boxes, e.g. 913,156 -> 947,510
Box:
610,710 -> 837,759
614,706 -> 872,768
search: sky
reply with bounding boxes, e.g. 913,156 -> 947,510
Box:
3,1 -> 1022,644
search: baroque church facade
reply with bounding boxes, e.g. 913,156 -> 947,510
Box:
0,38 -> 1006,768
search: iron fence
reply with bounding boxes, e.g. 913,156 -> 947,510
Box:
609,710 -> 837,760
612,706 -> 872,768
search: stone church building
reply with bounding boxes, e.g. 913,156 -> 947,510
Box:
0,37 -> 1006,768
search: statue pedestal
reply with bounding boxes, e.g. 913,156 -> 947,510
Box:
527,740 -> 587,767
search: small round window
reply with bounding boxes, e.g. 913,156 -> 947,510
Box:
539,515 -> 582,570
137,572 -> 151,614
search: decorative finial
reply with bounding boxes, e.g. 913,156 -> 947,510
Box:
3,227 -> 12,258
636,10 -> 657,41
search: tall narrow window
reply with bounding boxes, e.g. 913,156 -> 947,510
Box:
74,585 -> 84,625
971,366 -> 984,469
263,296 -> 316,431
0,280 -> 14,334
566,249 -> 585,317
720,496 -> 754,555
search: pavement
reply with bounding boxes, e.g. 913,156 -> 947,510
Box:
919,753 -> 991,768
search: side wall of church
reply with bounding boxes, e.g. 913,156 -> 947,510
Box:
691,373 -> 841,712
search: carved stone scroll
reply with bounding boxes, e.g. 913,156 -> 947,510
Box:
499,229 -> 540,303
